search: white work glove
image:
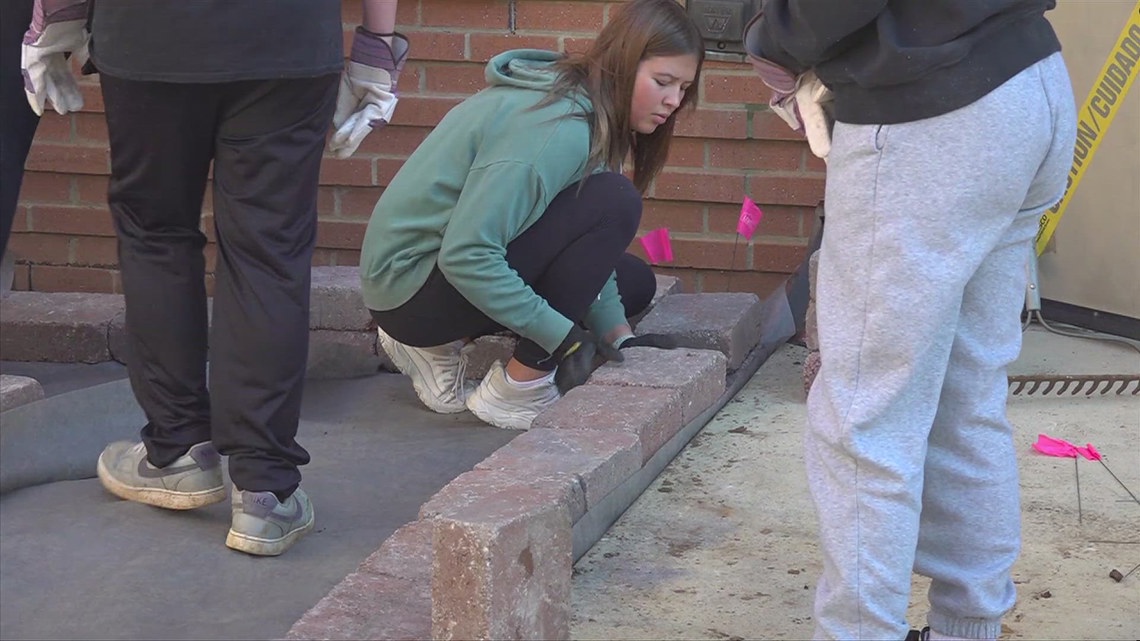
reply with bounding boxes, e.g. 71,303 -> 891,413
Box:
22,0 -> 89,116
329,28 -> 409,159
749,56 -> 834,162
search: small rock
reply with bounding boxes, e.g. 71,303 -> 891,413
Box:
1109,568 -> 1124,582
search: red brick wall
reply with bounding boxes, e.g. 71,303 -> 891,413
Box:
9,0 -> 823,298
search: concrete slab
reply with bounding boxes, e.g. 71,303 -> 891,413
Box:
0,372 -> 517,641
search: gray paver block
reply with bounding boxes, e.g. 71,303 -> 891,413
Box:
431,491 -> 572,641
285,520 -> 432,641
0,292 -> 122,363
0,375 -> 45,412
804,299 -> 818,351
475,428 -> 642,511
419,468 -> 586,525
804,349 -> 821,397
531,386 -> 681,464
463,334 -> 517,380
309,266 -> 374,331
585,347 -> 726,425
306,330 -> 384,379
634,292 -> 763,370
629,274 -> 682,328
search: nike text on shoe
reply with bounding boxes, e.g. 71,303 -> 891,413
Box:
226,488 -> 315,556
465,361 -> 560,430
96,440 -> 226,510
378,327 -> 476,413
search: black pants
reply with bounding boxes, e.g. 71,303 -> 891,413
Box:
371,172 -> 655,370
0,0 -> 39,261
101,73 -> 337,495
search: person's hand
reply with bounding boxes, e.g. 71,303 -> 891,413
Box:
616,333 -> 678,350
552,326 -> 624,395
329,28 -> 409,159
22,0 -> 89,116
749,58 -> 833,162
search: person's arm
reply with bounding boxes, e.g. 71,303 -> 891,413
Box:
752,0 -> 886,71
361,0 -> 398,40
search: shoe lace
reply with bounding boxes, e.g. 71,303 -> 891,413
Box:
455,341 -> 476,402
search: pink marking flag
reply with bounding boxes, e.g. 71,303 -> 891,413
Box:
737,196 -> 764,239
639,227 -> 673,264
1032,434 -> 1102,461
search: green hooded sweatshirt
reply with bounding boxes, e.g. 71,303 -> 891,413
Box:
358,49 -> 628,354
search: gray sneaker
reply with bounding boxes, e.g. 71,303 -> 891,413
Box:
226,488 -> 315,556
96,440 -> 226,510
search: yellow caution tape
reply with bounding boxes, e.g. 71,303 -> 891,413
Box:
1036,2 -> 1140,256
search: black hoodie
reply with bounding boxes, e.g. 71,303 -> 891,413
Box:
747,0 -> 1062,124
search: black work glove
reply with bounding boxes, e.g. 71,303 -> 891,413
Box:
617,333 -> 679,350
552,326 -> 623,395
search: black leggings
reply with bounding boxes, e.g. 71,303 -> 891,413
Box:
371,171 -> 655,370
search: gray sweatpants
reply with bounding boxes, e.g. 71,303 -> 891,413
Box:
807,53 -> 1077,640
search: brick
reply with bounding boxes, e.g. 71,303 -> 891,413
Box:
74,175 -> 109,204
74,112 -> 109,143
707,203 -> 805,238
0,291 -> 122,363
28,265 -> 117,294
389,96 -> 463,127
71,236 -> 119,267
25,143 -> 109,175
286,521 -> 433,641
338,185 -> 384,220
328,248 -> 363,267
353,125 -> 429,158
9,207 -> 29,234
421,0 -> 507,28
318,156 -> 374,187
635,293 -> 763,370
0,375 -> 45,412
746,174 -> 825,207
586,347 -> 726,424
307,330 -> 382,379
628,273 -> 683,329
376,158 -> 407,187
674,108 -> 747,139
701,71 -> 770,105
562,37 -> 595,54
803,349 -> 821,397
469,34 -> 561,61
7,234 -> 71,265
420,468 -> 584,524
31,114 -> 73,142
17,173 -> 73,204
708,139 -> 802,171
309,266 -> 373,331
653,170 -> 745,204
699,270 -> 787,299
752,241 -> 807,272
431,486 -> 572,641
515,1 -> 606,32
751,109 -> 809,141
640,200 -> 703,234
315,186 -> 337,217
664,137 -> 704,168
27,205 -> 114,236
316,219 -> 366,250
461,334 -> 518,380
77,82 -> 105,113
532,385 -> 682,464
475,428 -> 641,510
424,62 -> 490,95
11,264 -> 30,291
401,30 -> 468,62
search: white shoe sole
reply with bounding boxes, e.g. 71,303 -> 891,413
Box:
96,455 -> 226,511
380,332 -> 469,414
225,515 -> 315,556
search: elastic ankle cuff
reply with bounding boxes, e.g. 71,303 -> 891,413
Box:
927,612 -> 1000,640
505,370 -> 555,388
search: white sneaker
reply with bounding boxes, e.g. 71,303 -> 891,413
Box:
465,361 -> 561,430
378,327 -> 475,414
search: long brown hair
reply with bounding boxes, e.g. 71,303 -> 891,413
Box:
543,0 -> 704,193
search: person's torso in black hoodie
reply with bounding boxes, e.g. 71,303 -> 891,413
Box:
753,0 -> 1062,124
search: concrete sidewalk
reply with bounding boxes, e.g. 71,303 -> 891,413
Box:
572,327 -> 1140,640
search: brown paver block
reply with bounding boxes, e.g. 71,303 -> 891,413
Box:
805,250 -> 820,351
0,291 -> 122,363
286,520 -> 432,640
419,468 -> 586,524
463,334 -> 517,380
306,330 -> 385,379
0,375 -> 45,412
310,266 -> 374,331
475,428 -> 642,512
634,292 -> 763,370
431,491 -> 572,641
585,347 -> 726,425
531,386 -> 681,464
803,349 -> 821,397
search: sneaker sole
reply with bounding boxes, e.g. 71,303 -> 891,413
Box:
380,333 -> 469,414
225,515 -> 315,556
466,394 -> 538,430
96,456 -> 226,510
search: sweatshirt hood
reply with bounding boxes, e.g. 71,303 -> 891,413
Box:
485,49 -> 564,90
